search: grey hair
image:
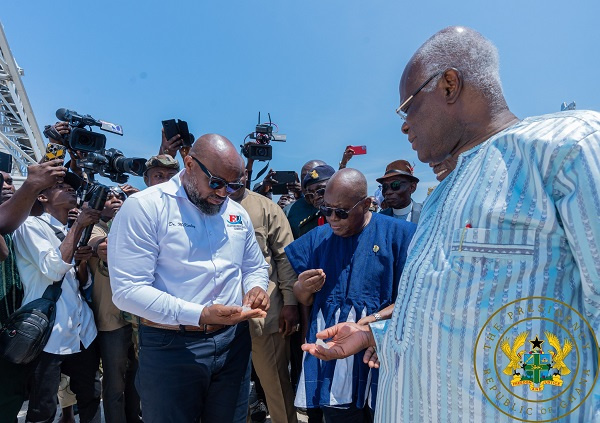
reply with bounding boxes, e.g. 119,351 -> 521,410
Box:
413,26 -> 505,109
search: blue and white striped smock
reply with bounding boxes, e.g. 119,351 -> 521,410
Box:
285,212 -> 415,410
372,111 -> 600,423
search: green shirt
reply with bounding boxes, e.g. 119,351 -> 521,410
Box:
0,234 -> 23,324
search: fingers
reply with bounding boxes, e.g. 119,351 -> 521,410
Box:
240,308 -> 267,320
280,319 -> 292,337
357,315 -> 374,326
214,305 -> 243,317
299,269 -> 326,292
244,287 -> 269,311
301,343 -> 336,361
167,136 -> 183,146
75,246 -> 93,261
302,274 -> 325,293
278,313 -> 286,334
363,347 -> 380,368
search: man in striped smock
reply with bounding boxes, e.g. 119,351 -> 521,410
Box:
302,26 -> 600,423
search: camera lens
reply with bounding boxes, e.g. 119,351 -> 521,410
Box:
256,147 -> 268,157
79,134 -> 93,147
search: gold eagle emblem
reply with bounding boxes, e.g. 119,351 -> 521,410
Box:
500,331 -> 529,375
545,331 -> 572,375
310,169 -> 319,179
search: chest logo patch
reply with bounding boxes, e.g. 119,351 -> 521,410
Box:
228,215 -> 242,225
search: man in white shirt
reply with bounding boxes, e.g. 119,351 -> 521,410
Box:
108,133 -> 270,423
376,160 -> 422,224
13,172 -> 102,423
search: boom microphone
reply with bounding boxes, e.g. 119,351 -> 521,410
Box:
55,108 -> 124,136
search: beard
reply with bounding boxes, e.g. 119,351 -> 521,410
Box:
184,174 -> 224,216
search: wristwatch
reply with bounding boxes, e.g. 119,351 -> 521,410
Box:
372,312 -> 382,322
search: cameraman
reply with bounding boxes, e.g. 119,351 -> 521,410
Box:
44,121 -> 86,178
0,159 -> 66,234
0,159 -> 67,423
13,172 -> 102,423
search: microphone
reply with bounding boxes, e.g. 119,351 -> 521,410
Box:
55,108 -> 123,136
55,108 -> 74,121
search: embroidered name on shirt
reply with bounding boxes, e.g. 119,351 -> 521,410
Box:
168,221 -> 196,228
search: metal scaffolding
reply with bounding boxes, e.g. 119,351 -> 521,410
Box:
0,22 -> 44,184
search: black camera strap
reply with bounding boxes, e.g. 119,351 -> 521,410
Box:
251,161 -> 270,183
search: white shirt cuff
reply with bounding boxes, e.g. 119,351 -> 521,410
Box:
177,301 -> 204,327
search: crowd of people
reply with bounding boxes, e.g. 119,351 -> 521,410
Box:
0,26 -> 598,423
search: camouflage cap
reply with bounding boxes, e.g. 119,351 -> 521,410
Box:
144,154 -> 180,175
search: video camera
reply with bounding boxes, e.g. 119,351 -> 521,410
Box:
241,112 -> 286,161
46,108 -> 146,184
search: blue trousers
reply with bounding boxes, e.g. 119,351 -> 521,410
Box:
136,322 -> 251,423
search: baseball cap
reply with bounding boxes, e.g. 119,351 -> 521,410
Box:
144,154 -> 180,175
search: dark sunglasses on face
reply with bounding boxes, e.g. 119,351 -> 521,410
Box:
190,156 -> 244,193
304,188 -> 326,200
380,180 -> 411,193
319,197 -> 367,219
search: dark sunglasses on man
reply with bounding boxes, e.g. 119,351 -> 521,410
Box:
379,180 -> 411,193
304,188 -> 325,200
190,156 -> 244,193
319,197 -> 367,220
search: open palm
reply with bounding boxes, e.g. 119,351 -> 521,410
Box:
301,322 -> 374,361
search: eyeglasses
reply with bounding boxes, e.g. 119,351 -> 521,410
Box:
304,187 -> 326,200
379,180 -> 411,193
319,197 -> 367,219
395,71 -> 443,121
190,156 -> 244,193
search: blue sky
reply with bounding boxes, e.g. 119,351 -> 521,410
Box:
2,1 -> 599,201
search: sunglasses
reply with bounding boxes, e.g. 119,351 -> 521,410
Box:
304,187 -> 326,200
190,156 -> 244,193
395,71 -> 443,121
379,180 -> 411,193
319,197 -> 367,219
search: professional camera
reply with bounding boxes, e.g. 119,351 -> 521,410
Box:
78,148 -> 146,184
54,108 -> 124,152
241,112 -> 286,161
47,108 -> 146,184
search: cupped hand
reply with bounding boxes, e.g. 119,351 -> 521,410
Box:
301,322 -> 375,361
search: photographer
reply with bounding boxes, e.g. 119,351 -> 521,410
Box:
0,159 -> 68,423
44,121 -> 86,178
0,159 -> 67,234
159,128 -> 188,159
13,172 -> 102,423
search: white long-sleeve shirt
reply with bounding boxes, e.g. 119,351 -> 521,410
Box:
107,171 -> 269,327
13,213 -> 97,354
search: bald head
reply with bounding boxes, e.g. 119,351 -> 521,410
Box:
322,168 -> 370,237
301,160 -> 327,180
404,26 -> 506,111
191,133 -> 245,178
326,168 -> 368,203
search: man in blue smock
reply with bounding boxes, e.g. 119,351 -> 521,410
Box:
285,168 -> 415,423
